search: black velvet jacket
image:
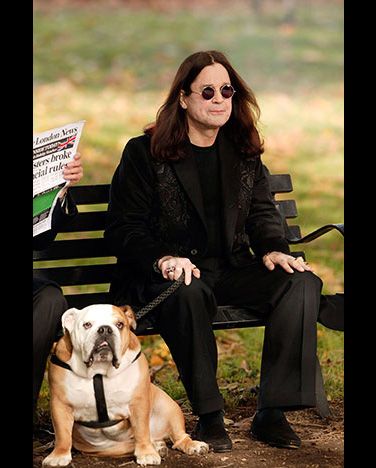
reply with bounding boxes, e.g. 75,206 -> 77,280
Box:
104,131 -> 290,305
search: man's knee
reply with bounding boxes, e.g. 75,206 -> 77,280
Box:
161,278 -> 216,322
175,277 -> 214,301
289,270 -> 323,293
34,285 -> 68,321
268,271 -> 323,325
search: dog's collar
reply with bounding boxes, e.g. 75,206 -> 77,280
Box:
50,350 -> 141,429
50,350 -> 141,373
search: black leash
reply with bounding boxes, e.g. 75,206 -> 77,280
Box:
134,272 -> 185,321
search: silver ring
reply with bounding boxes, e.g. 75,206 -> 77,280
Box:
166,266 -> 175,274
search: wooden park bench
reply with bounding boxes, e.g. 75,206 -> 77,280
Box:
33,168 -> 344,417
33,168 -> 344,337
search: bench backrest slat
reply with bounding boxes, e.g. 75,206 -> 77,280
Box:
276,199 -> 298,219
68,184 -> 110,204
268,173 -> 293,194
34,173 -> 303,312
59,212 -> 108,232
286,224 -> 301,239
34,264 -> 114,286
66,174 -> 294,205
33,238 -> 113,261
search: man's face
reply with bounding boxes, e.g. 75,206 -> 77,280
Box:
180,63 -> 233,134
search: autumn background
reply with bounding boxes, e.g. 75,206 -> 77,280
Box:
34,0 -> 344,414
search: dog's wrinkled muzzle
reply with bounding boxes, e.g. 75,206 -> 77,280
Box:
84,325 -> 120,368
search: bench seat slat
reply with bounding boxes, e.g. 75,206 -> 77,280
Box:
34,264 -> 114,286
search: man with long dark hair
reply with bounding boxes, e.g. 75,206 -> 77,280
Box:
105,51 -> 341,452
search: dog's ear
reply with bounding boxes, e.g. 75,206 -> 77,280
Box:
55,330 -> 73,361
118,305 -> 137,330
62,307 -> 80,333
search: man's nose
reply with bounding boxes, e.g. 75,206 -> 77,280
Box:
212,89 -> 224,102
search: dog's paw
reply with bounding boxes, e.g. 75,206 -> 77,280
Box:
136,452 -> 162,466
153,440 -> 168,458
186,440 -> 209,455
173,435 -> 209,455
42,451 -> 72,466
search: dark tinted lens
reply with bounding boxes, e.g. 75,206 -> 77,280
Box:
221,85 -> 234,98
201,87 -> 215,100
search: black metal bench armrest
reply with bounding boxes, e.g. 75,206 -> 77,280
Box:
288,223 -> 344,245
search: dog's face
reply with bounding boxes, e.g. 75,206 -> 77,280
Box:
62,304 -> 137,369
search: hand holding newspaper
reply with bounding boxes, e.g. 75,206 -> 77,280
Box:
33,120 -> 85,237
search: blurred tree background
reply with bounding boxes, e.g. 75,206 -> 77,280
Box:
34,0 -> 344,409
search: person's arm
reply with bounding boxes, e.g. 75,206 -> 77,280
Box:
246,159 -> 313,274
246,158 -> 290,257
33,152 -> 83,251
104,138 -> 173,275
33,195 -> 77,251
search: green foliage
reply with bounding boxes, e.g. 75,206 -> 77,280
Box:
34,4 -> 343,93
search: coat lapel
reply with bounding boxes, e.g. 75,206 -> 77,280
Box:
172,150 -> 208,231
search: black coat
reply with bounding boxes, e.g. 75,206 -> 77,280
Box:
33,192 -> 78,295
105,131 -> 290,305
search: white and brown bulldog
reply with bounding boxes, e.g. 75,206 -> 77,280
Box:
42,304 -> 208,467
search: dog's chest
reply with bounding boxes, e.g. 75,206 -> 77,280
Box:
65,365 -> 140,421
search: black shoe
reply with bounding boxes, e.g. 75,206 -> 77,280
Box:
250,409 -> 301,449
192,421 -> 233,452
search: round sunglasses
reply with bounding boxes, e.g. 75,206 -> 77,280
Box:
190,84 -> 236,100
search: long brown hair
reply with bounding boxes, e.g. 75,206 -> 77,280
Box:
145,50 -> 264,161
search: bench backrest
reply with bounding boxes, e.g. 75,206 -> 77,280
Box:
33,172 -> 303,312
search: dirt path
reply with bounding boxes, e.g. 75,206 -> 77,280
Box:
33,400 -> 343,468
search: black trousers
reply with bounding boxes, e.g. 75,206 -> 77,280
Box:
33,285 -> 66,413
143,257 -> 325,415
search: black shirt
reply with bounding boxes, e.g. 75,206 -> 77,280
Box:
191,142 -> 224,257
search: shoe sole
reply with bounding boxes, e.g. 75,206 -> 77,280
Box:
250,431 -> 300,449
192,429 -> 233,453
193,437 -> 233,453
210,445 -> 233,453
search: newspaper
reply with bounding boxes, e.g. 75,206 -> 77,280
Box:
33,120 -> 85,237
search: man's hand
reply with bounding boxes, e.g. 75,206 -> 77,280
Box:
63,152 -> 83,186
157,256 -> 201,285
262,251 -> 313,274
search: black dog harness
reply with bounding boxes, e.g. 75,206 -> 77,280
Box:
48,274 -> 185,429
50,350 -> 141,428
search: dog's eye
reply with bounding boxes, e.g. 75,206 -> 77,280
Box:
83,322 -> 92,329
116,322 -> 124,329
